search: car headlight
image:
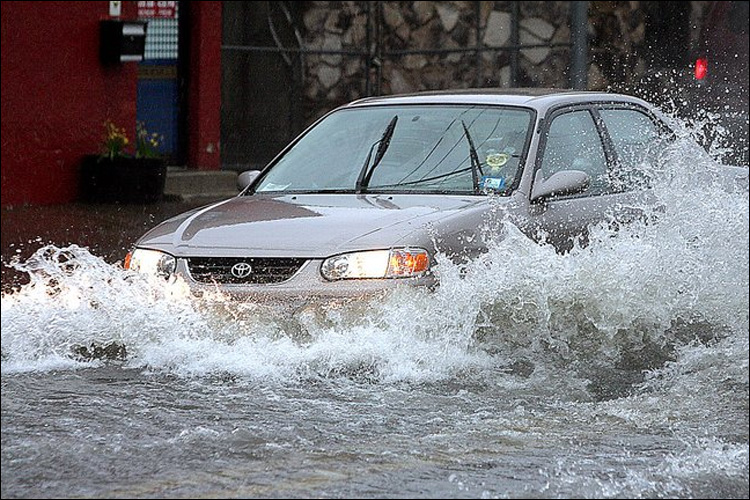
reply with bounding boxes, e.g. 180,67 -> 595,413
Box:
320,248 -> 430,281
124,248 -> 176,279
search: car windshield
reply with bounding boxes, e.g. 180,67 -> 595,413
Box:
253,105 -> 533,195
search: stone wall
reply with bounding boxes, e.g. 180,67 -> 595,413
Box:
300,1 -> 715,123
302,1 -> 576,122
301,1 -> 370,121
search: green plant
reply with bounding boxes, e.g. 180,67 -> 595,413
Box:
100,120 -> 163,160
135,121 -> 164,159
102,120 -> 130,160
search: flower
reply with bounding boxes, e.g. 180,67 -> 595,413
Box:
135,121 -> 164,159
103,120 -> 130,160
100,120 -> 163,160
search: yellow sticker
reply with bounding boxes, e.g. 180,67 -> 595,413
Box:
486,152 -> 509,169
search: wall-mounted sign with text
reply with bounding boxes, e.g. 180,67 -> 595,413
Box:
137,1 -> 176,19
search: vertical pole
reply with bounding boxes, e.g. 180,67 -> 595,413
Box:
365,1 -> 372,96
177,0 -> 190,166
570,1 -> 589,89
510,1 -> 519,87
475,0 -> 481,87
374,0 -> 383,95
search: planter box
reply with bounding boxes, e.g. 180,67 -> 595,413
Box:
80,155 -> 166,203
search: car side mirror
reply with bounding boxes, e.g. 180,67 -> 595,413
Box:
530,169 -> 590,202
237,170 -> 261,191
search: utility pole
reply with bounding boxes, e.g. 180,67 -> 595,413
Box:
570,1 -> 589,89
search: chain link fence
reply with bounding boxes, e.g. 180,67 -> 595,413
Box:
221,1 -> 578,170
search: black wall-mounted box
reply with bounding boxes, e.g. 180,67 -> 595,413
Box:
100,20 -> 147,64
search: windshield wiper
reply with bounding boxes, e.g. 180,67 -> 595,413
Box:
461,120 -> 484,194
356,115 -> 398,193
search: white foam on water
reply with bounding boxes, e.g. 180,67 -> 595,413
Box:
0,245 -> 491,382
1,106 -> 747,499
2,118 -> 747,398
532,435 -> 748,498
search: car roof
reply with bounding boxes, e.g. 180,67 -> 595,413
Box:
346,88 -> 648,113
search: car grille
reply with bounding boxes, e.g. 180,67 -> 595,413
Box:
186,257 -> 307,284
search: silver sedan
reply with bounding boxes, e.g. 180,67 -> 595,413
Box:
125,89 -> 747,301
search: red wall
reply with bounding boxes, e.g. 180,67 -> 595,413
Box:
187,1 -> 222,170
1,1 -> 139,206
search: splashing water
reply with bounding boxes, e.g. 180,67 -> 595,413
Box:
1,115 -> 748,498
2,130 -> 747,389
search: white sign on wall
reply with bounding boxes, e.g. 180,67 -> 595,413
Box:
109,1 -> 122,17
137,1 -> 177,19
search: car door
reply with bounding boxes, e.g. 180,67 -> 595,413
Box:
527,104 -> 662,251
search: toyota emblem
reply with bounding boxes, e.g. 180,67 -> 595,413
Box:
230,262 -> 253,279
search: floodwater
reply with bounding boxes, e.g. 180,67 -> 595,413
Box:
2,124 -> 748,498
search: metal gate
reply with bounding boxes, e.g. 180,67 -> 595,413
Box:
221,1 -> 584,171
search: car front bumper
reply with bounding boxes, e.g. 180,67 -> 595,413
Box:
173,257 -> 437,306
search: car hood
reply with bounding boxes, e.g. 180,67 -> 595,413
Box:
137,194 -> 491,258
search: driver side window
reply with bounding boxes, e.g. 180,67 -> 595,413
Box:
540,110 -> 609,196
